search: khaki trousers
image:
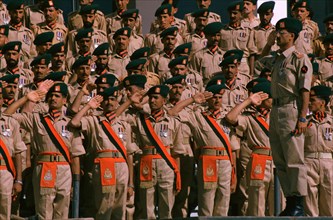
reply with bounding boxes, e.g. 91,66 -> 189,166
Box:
0,170 -> 13,220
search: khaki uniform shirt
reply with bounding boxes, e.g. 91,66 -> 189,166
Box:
108,52 -> 130,81
150,17 -> 187,38
148,51 -> 175,82
184,32 -> 207,54
67,10 -> 106,32
315,57 -> 333,81
184,11 -> 221,35
313,36 -> 325,58
0,55 -> 6,70
0,67 -> 34,87
106,11 -> 142,36
241,17 -> 260,29
144,30 -> 184,55
189,47 -> 224,85
24,5 -> 64,29
109,32 -> 143,56
33,22 -> 68,44
294,20 -> 320,55
252,25 -> 278,56
222,78 -> 248,116
254,52 -> 277,77
0,3 -> 9,25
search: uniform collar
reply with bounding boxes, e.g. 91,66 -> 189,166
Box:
281,46 -> 296,58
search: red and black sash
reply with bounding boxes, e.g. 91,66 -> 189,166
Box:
40,115 -> 71,163
98,117 -> 127,160
139,113 -> 181,191
251,114 -> 269,137
0,138 -> 16,178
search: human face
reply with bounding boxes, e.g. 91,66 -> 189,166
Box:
260,71 -> 272,81
324,42 -> 333,56
149,94 -> 165,110
169,84 -> 185,101
295,7 -> 309,22
196,0 -> 211,9
162,35 -> 177,51
207,93 -> 223,110
171,64 -> 187,76
37,42 -> 53,54
76,65 -> 91,81
4,50 -> 19,68
309,95 -> 325,112
3,84 -> 17,100
206,32 -> 221,47
158,14 -> 172,30
44,7 -> 58,23
102,96 -> 119,112
78,37 -> 92,53
276,29 -> 294,48
194,16 -> 208,31
222,63 -> 238,79
115,35 -> 129,51
115,0 -> 129,10
82,13 -> 95,28
260,97 -> 273,109
326,21 -> 333,34
243,1 -> 255,15
126,85 -> 142,97
9,9 -> 24,24
128,69 -> 143,75
229,10 -> 242,23
122,17 -> 136,29
52,52 -> 65,69
259,10 -> 273,26
33,64 -> 49,81
97,84 -> 110,94
95,55 -> 108,70
47,92 -> 66,110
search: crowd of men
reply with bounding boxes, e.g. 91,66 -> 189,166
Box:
0,0 -> 332,219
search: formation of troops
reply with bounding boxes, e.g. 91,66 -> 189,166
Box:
0,0 -> 332,219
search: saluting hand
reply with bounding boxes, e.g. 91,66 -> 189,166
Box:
82,80 -> 96,95
38,79 -> 54,94
27,90 -> 45,103
0,81 -> 8,88
249,92 -> 269,106
193,91 -> 213,104
88,95 -> 103,109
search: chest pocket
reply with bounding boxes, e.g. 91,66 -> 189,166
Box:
237,31 -> 248,49
220,31 -> 232,50
321,126 -> 333,143
280,64 -> 297,86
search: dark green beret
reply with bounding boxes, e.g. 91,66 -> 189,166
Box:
72,56 -> 92,70
252,82 -> 271,97
43,71 -> 67,81
2,41 -> 21,53
244,0 -> 257,5
0,25 -> 9,36
206,84 -> 226,94
323,34 -> 333,44
95,74 -> 118,86
191,8 -> 209,18
75,27 -> 93,41
307,53 -> 315,60
41,0 -> 59,9
223,49 -> 244,61
7,0 -> 24,11
164,75 -> 186,85
312,62 -> 319,75
173,43 -> 192,56
47,42 -> 65,54
219,55 -> 239,67
206,75 -> 226,88
123,74 -> 147,89
259,67 -> 272,77
246,77 -> 270,91
161,0 -> 179,7
0,74 -> 19,84
155,4 -> 172,16
323,13 -> 333,23
93,42 -> 110,56
126,59 -> 147,71
102,86 -> 119,99
130,47 -> 150,60
34,32 -> 54,45
203,22 -> 223,36
293,0 -> 311,11
168,56 -> 188,68
113,27 -> 131,39
79,4 -> 98,15
30,53 -> 52,67
311,85 -> 332,98
160,26 -> 178,39
228,1 -> 244,11
47,83 -> 68,98
276,18 -> 302,36
257,1 -> 275,14
121,9 -> 139,19
147,85 -> 170,98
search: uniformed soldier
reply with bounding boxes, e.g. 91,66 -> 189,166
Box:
30,54 -> 51,86
68,0 -> 106,32
0,24 -> 8,69
132,85 -> 184,219
189,22 -> 224,85
147,26 -> 179,83
315,34 -> 333,83
24,0 -> 64,30
32,0 -> 68,45
144,4 -> 184,54
220,1 -> 257,77
48,42 -> 72,83
304,85 -> 333,216
92,42 -> 111,76
183,0 -> 221,35
0,74 -> 20,109
67,4 -> 107,59
241,0 -> 260,29
270,18 -> 313,216
7,0 -> 37,67
0,0 -> 9,25
184,9 -> 209,54
4,83 -> 85,220
0,82 -> 26,220
313,13 -> 333,57
173,42 -> 192,58
34,31 -> 54,56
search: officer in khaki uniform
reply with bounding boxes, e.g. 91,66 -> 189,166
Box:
5,83 -> 85,220
126,59 -> 158,89
0,83 -> 26,220
313,14 -> 333,58
132,85 -> 184,219
32,0 -> 68,45
7,0 -> 37,67
34,32 -> 54,56
190,22 -> 224,85
0,25 -> 8,70
183,0 -> 221,35
92,42 -> 112,76
144,4 -> 183,55
68,0 -> 106,32
226,82 -> 274,216
304,85 -> 333,216
0,0 -> 9,25
241,0 -> 260,29
270,18 -> 313,216
48,42 -> 72,83
315,34 -> 333,83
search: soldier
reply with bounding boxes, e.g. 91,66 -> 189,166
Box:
0,82 -> 26,219
304,85 -> 333,216
0,0 -> 9,25
270,18 -> 312,216
145,4 -> 183,54
34,32 -> 54,56
0,24 -> 8,69
184,9 -> 209,54
313,14 -> 333,58
48,42 -> 72,83
220,1 -> 257,76
30,54 -> 51,85
67,4 -> 107,59
183,0 -> 221,35
226,82 -> 273,216
147,26 -> 179,83
173,43 -> 192,58
315,34 -> 333,83
0,74 -> 20,109
109,27 -> 131,81
241,0 -> 260,29
7,0 -> 36,66
106,0 -> 142,36
68,0 -> 106,32
32,0 -> 68,45
93,42 -> 111,76
189,22 -> 224,85
4,82 -> 85,219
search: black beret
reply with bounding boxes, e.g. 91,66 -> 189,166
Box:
130,47 -> 150,60
72,56 -> 92,70
43,71 -> 67,82
155,4 -> 172,16
0,74 -> 19,84
323,34 -> 333,44
2,41 -> 22,53
244,0 -> 257,5
191,8 -> 209,18
123,74 -> 147,89
160,26 -> 178,39
252,82 -> 271,97
310,85 -> 332,98
161,0 -> 179,7
75,27 -> 93,41
323,13 -> 333,23
223,49 -> 244,61
79,4 -> 98,15
203,22 -> 223,35
93,42 -> 110,56
121,9 -> 139,19
168,56 -> 188,68
102,86 -> 119,99
276,18 -> 302,36
206,75 -> 226,88
41,0 -> 59,9
206,84 -> 226,94
164,75 -> 186,85
228,1 -> 244,11
257,1 -> 275,14
173,43 -> 192,56
34,32 -> 54,45
113,27 -> 131,39
246,77 -> 270,91
0,25 -> 9,36
126,59 -> 147,70
47,42 -> 65,54
147,85 -> 170,98
47,83 -> 68,97
95,74 -> 118,87
293,0 -> 311,11
219,55 -> 239,67
7,0 -> 24,11
30,53 -> 52,67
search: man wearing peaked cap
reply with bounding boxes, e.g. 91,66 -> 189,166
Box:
93,42 -> 112,76
303,85 -> 333,216
242,0 -> 260,29
34,32 -> 54,55
314,33 -> 333,83
270,17 -> 313,217
30,53 -> 51,82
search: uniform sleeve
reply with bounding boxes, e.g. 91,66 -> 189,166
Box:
11,118 -> 27,154
236,115 -> 249,132
297,55 -> 313,91
12,112 -> 33,131
189,51 -> 202,75
96,11 -> 107,33
80,116 -> 93,135
69,128 -> 85,157
171,118 -> 186,156
123,121 -> 140,155
247,29 -> 258,55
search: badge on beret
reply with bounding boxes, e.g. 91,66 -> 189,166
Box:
40,59 -> 45,65
163,8 -> 168,14
14,78 -> 19,84
20,4 -> 24,9
104,49 -> 107,54
55,85 -> 60,91
233,59 -> 237,64
217,79 -> 222,85
301,65 -> 308,73
310,90 -> 315,96
87,59 -> 91,65
184,48 -> 189,53
0,28 -> 4,34
61,45 -> 65,52
102,77 -> 107,83
203,11 -> 208,17
235,5 -> 240,10
173,30 -> 177,35
182,59 -> 187,65
155,87 -> 161,93
279,21 -> 285,28
133,12 -> 137,17
301,1 -> 307,7
125,80 -> 130,86
124,30 -> 128,35
181,79 -> 185,84
48,1 -> 54,6
113,91 -> 118,96
143,51 -> 148,57
88,32 -> 92,37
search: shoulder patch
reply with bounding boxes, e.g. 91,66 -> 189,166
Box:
301,65 -> 308,73
293,51 -> 304,59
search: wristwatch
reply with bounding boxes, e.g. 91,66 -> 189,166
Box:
298,117 -> 307,123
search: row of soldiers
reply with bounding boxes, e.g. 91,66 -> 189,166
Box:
0,0 -> 332,219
